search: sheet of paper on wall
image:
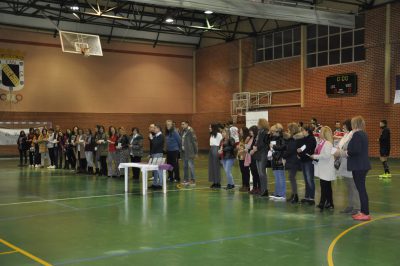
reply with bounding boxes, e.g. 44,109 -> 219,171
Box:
395,75 -> 400,104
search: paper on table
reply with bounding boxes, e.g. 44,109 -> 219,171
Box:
331,147 -> 338,155
117,143 -> 122,148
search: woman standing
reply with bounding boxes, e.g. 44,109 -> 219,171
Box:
17,130 -> 28,167
270,124 -> 287,200
27,128 -> 35,167
209,124 -> 223,189
33,129 -> 41,168
283,123 -> 302,203
347,116 -> 372,221
129,128 -> 144,181
296,124 -> 317,205
84,129 -> 96,174
219,128 -> 236,190
165,120 -> 182,183
64,129 -> 76,170
238,127 -> 251,192
250,119 -> 270,197
95,126 -> 108,176
248,126 -> 261,195
107,126 -> 118,177
312,126 -> 336,211
38,128 -> 49,168
335,119 -> 360,214
76,128 -> 86,173
117,127 -> 130,173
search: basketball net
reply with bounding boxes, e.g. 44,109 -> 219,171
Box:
80,47 -> 90,57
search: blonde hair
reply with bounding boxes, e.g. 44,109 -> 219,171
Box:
288,122 -> 300,136
351,116 -> 366,131
258,118 -> 270,130
320,126 -> 333,143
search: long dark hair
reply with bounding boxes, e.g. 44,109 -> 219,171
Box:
109,126 -> 116,136
343,119 -> 352,131
210,124 -> 219,138
241,127 -> 249,141
249,126 -> 258,137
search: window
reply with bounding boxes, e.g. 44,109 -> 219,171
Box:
306,14 -> 365,68
255,27 -> 301,63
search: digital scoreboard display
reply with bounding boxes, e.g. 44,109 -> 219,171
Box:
326,73 -> 357,96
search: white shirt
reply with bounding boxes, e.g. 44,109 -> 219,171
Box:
210,133 -> 223,146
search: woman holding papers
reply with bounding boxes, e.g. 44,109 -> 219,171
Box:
311,126 -> 336,211
296,124 -> 317,205
95,126 -> 108,176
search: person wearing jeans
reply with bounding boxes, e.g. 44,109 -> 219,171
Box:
149,125 -> 165,189
270,124 -> 287,200
250,118 -> 270,197
297,124 -> 317,205
347,116 -> 372,221
180,121 -> 198,186
220,128 -> 236,190
165,120 -> 181,182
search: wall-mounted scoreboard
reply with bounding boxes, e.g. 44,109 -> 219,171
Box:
326,73 -> 357,97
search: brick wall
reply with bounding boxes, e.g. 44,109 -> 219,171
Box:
195,3 -> 400,157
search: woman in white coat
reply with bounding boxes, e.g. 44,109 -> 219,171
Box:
335,119 -> 360,214
311,126 -> 336,211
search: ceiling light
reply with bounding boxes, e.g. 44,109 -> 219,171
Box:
165,18 -> 174,23
70,6 -> 79,11
204,10 -> 213,14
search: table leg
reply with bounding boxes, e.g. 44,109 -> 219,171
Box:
124,167 -> 128,193
163,170 -> 167,194
142,170 -> 147,196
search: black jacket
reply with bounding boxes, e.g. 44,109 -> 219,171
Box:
347,130 -> 371,171
222,137 -> 236,160
117,134 -> 130,150
271,134 -> 286,170
283,133 -> 301,170
150,133 -> 164,155
84,134 -> 96,152
379,127 -> 390,155
296,133 -> 317,162
253,128 -> 269,161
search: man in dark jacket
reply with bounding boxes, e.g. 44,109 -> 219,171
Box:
180,121 -> 198,186
379,120 -> 391,179
149,124 -> 164,189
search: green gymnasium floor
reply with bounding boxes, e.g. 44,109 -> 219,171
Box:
0,156 -> 399,266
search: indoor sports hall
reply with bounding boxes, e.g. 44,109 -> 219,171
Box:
0,1 -> 399,265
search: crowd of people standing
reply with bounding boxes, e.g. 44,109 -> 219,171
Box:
208,116 -> 385,221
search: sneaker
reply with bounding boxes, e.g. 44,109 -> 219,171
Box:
225,184 -> 235,190
269,194 -> 277,200
189,180 -> 196,187
300,198 -> 309,204
352,212 -> 362,219
351,209 -> 361,215
353,213 -> 371,221
274,196 -> 286,201
182,180 -> 190,186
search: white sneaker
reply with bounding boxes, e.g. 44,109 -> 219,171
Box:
34,164 -> 39,168
274,196 -> 286,201
47,165 -> 52,169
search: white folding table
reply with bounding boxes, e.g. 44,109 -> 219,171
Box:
118,162 -> 167,195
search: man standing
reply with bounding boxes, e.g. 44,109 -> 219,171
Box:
333,121 -> 344,147
149,124 -> 164,189
180,121 -> 198,186
379,120 -> 391,179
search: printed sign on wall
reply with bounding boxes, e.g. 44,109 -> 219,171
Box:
395,75 -> 400,104
0,49 -> 24,91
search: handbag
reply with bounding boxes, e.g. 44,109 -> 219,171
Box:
244,152 -> 251,166
334,157 -> 342,170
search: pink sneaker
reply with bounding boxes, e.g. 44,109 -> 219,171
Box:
353,213 -> 371,221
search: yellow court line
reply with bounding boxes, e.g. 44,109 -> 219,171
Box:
0,250 -> 18,255
327,213 -> 400,266
0,238 -> 52,266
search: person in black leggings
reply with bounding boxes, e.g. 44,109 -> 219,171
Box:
347,116 -> 372,221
